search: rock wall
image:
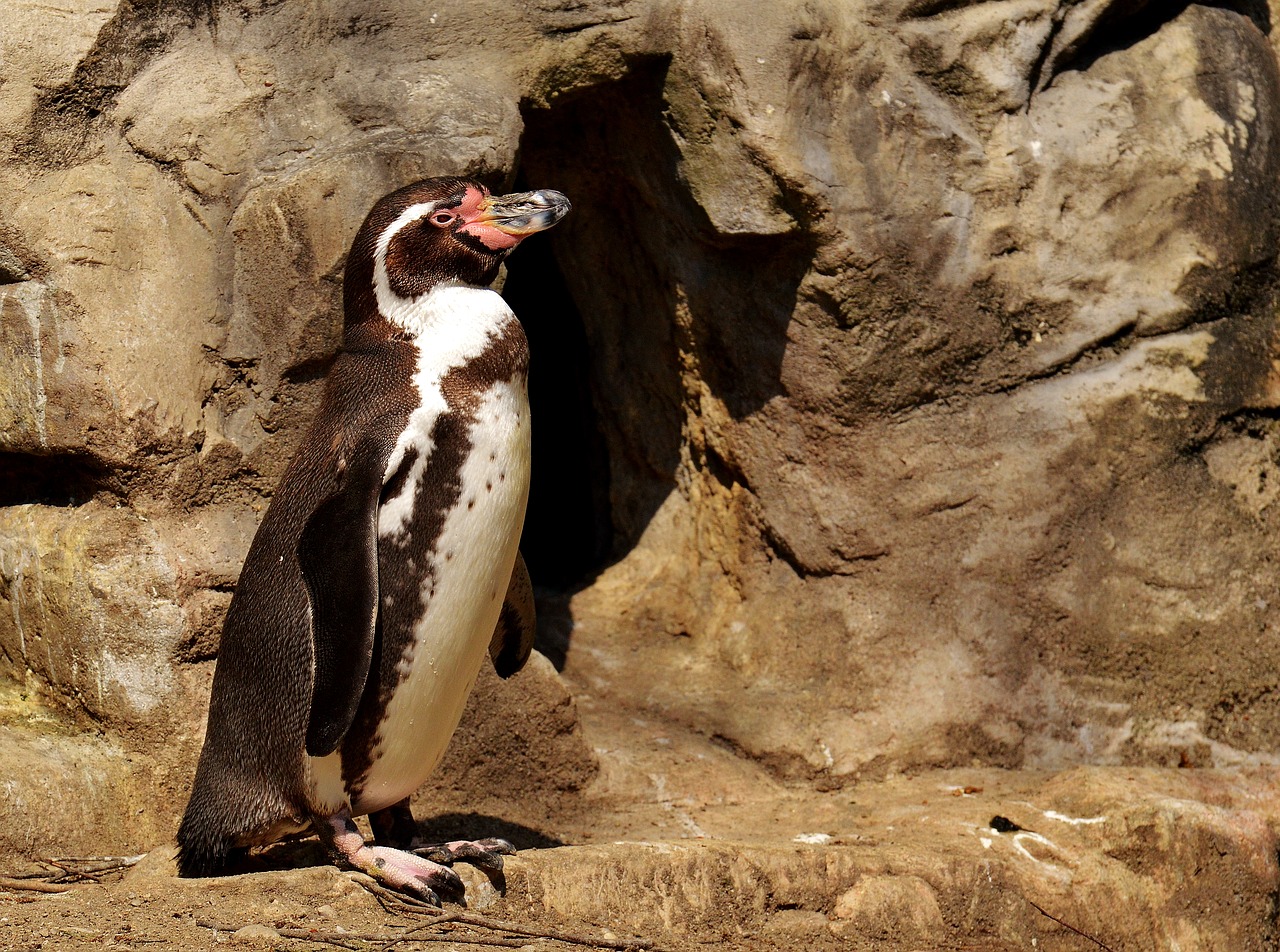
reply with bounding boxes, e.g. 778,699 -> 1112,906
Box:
527,0 -> 1280,779
2,0 -> 1280,853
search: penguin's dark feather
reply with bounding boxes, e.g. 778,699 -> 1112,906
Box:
298,428 -> 400,757
177,326 -> 417,873
488,551 -> 536,678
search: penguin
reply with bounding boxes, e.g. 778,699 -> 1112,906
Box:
177,177 -> 570,903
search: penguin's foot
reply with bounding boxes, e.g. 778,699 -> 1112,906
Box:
369,799 -> 516,874
412,837 -> 516,875
361,845 -> 463,904
316,809 -> 462,905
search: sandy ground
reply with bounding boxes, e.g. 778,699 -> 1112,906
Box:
4,681 -> 1280,951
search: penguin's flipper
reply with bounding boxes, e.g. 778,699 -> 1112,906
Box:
488,550 -> 536,678
298,433 -> 393,757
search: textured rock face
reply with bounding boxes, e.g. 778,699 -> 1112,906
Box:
530,0 -> 1280,780
0,0 -> 1279,862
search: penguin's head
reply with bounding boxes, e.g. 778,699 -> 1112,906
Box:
343,177 -> 570,330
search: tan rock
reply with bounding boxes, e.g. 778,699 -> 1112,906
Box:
11,154 -> 221,440
831,875 -> 944,940
0,1 -> 116,147
230,923 -> 281,944
0,504 -> 186,732
0,720 -> 168,863
534,0 -> 1280,782
115,31 -> 275,199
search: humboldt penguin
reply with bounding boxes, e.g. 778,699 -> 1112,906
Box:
177,177 -> 570,903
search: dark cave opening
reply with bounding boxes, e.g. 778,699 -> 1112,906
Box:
505,55 -> 810,612
0,451 -> 116,507
507,59 -> 689,606
503,225 -> 614,595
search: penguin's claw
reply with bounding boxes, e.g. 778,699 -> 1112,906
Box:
412,837 -> 516,874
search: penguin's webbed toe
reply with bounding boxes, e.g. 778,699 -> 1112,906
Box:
412,837 -> 516,874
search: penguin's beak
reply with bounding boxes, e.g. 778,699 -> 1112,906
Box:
472,190 -> 572,237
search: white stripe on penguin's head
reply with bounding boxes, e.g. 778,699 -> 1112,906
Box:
372,200 -> 450,322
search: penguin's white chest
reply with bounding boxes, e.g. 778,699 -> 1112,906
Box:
355,377 -> 530,815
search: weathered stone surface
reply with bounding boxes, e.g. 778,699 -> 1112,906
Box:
1,5 -> 1279,947
530,0 -> 1280,782
0,720 -> 169,863
0,505 -> 186,731
831,875 -> 945,939
4,690 -> 1280,948
495,765 -> 1280,949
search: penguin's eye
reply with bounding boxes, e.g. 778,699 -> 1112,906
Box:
429,211 -> 457,228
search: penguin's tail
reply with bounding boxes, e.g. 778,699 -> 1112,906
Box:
175,793 -> 240,875
175,810 -> 235,878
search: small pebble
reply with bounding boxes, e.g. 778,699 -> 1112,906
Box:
793,832 -> 833,845
232,924 -> 281,943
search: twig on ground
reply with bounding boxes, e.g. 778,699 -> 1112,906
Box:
47,855 -> 146,883
376,911 -> 464,951
0,854 -> 146,891
355,875 -> 669,951
0,876 -> 72,894
383,935 -> 538,948
0,869 -> 57,881
1025,898 -> 1116,952
48,855 -> 147,866
196,918 -> 542,949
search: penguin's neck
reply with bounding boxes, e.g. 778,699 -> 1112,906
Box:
379,279 -> 515,347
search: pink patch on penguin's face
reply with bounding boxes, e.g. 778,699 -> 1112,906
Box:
456,186 -> 522,251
